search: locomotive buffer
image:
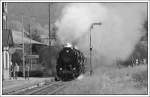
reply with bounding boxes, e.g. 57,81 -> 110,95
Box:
89,22 -> 102,76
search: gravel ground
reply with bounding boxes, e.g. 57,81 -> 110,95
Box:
56,65 -> 148,95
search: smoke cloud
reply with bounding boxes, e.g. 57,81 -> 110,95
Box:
55,3 -> 147,67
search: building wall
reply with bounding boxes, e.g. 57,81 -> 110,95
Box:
3,47 -> 11,80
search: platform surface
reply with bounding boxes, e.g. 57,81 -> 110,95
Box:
2,77 -> 53,94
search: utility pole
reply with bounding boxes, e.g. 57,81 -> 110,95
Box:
2,2 -> 6,80
48,3 -> 52,75
22,15 -> 25,79
2,2 -> 8,80
49,3 -> 51,47
28,23 -> 31,80
89,22 -> 102,76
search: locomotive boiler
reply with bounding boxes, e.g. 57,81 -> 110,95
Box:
55,43 -> 85,81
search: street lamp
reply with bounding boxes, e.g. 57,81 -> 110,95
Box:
89,22 -> 102,76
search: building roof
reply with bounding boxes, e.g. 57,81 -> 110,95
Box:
2,29 -> 48,48
12,30 -> 45,45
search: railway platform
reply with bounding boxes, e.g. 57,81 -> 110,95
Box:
2,77 -> 54,95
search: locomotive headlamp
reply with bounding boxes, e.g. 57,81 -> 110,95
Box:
66,50 -> 69,53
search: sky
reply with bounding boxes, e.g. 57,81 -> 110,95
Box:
7,3 -> 65,26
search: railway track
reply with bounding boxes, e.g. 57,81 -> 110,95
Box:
5,81 -> 69,95
27,81 -> 66,95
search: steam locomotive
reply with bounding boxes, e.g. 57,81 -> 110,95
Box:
55,43 -> 85,81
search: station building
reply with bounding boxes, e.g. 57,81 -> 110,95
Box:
2,29 -> 47,80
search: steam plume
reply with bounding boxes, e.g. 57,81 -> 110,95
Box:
55,3 -> 147,66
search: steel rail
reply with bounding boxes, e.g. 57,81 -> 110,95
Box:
3,80 -> 52,95
4,81 -> 71,95
27,81 -> 64,95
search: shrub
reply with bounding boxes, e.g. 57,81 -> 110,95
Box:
132,69 -> 148,87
